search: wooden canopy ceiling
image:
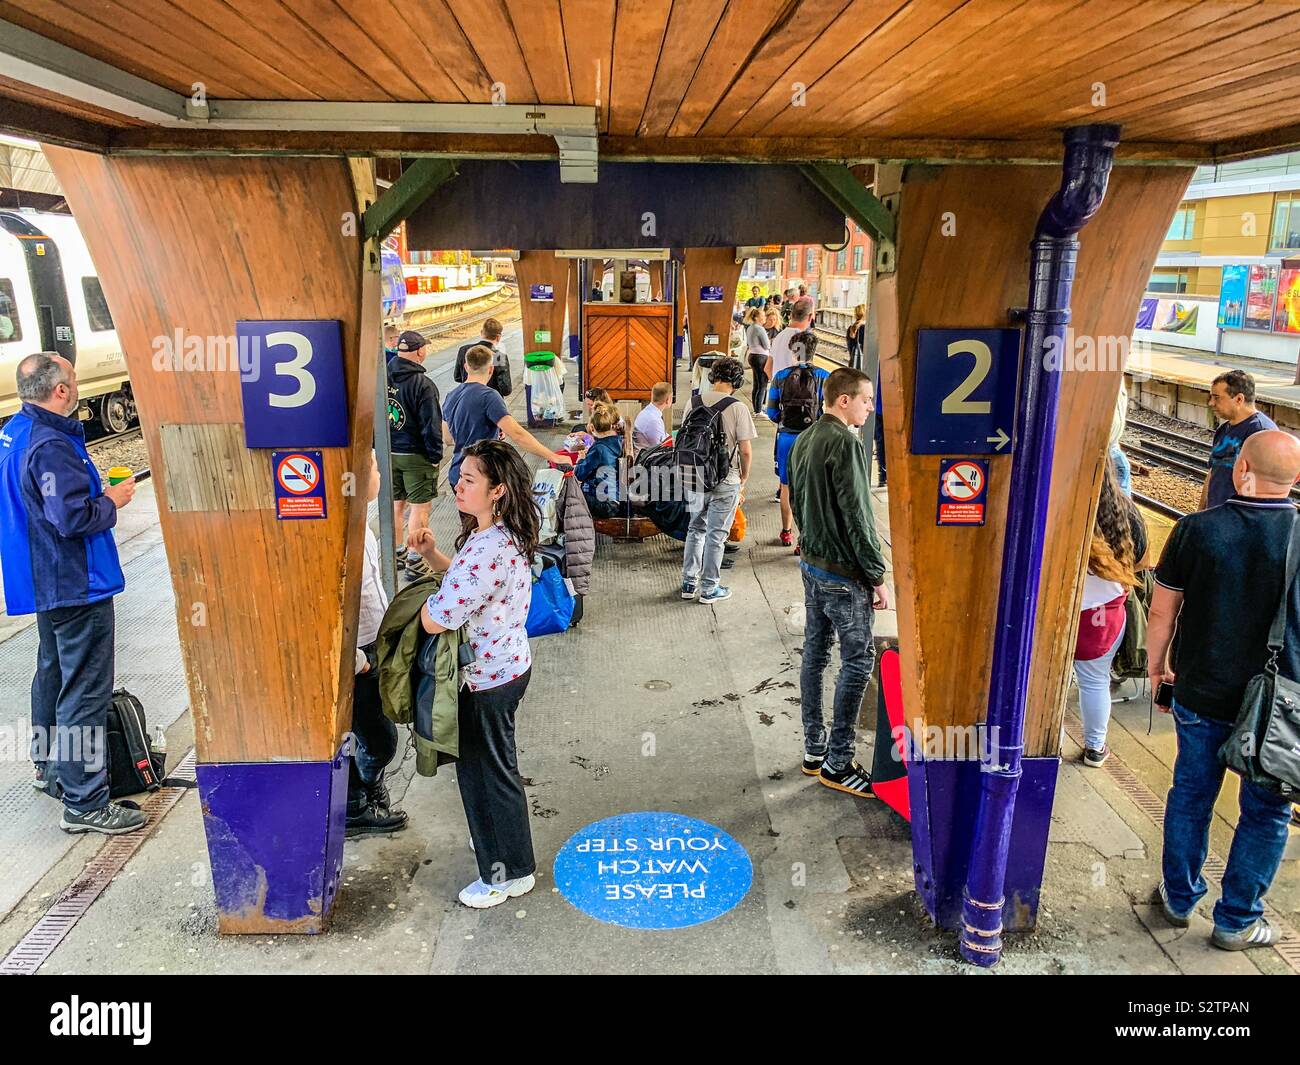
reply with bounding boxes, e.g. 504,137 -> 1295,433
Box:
3,0 -> 1300,164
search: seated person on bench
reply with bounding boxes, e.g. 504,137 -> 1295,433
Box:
575,402 -> 624,519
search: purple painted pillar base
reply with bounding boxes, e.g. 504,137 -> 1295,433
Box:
568,333 -> 580,360
195,741 -> 349,934
908,754 -> 1058,932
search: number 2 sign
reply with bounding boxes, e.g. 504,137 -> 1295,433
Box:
238,320 -> 349,448
910,328 -> 1020,455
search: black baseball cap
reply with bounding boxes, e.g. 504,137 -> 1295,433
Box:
396,330 -> 427,352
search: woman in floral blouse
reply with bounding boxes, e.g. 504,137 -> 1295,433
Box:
408,439 -> 540,909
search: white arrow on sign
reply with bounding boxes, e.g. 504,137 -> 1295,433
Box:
987,428 -> 1010,451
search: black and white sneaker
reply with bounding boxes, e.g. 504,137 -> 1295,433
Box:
818,760 -> 873,798
802,751 -> 826,776
1082,745 -> 1110,768
61,802 -> 147,835
33,763 -> 50,792
1152,882 -> 1191,928
1212,917 -> 1277,951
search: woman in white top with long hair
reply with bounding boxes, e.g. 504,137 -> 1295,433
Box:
408,439 -> 541,909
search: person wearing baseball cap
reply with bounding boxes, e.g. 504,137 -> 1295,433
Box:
386,330 -> 443,577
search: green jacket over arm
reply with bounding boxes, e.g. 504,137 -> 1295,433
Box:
376,574 -> 465,776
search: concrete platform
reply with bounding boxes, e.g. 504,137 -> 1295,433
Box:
1,331 -> 1296,975
1127,345 -> 1300,430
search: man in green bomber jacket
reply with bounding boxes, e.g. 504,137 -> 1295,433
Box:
788,366 -> 890,800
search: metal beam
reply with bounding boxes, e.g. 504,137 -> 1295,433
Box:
363,158 -> 457,241
0,18 -> 185,124
799,162 -> 897,246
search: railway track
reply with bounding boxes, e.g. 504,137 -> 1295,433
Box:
1125,417 -> 1300,504
413,285 -> 518,343
84,425 -> 142,451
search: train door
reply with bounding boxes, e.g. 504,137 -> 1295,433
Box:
0,212 -> 75,364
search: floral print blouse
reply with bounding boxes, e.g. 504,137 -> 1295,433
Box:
427,522 -> 532,691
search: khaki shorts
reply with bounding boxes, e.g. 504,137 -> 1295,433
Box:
390,452 -> 439,504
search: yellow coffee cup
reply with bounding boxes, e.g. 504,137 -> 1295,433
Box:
107,466 -> 133,486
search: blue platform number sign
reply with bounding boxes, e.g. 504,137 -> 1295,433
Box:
699,285 -> 725,303
911,328 -> 1020,455
530,283 -> 554,302
238,320 -> 349,449
553,811 -> 752,930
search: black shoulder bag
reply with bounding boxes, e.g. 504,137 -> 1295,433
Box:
1219,513 -> 1300,798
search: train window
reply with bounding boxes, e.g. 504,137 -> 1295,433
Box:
0,279 -> 21,343
82,277 -> 114,332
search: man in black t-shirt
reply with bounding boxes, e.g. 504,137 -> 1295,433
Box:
1201,370 -> 1277,510
1147,430 -> 1300,950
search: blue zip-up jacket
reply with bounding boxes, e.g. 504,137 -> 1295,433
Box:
575,433 -> 623,510
0,402 -> 124,614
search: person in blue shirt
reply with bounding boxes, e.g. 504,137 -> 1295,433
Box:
766,330 -> 831,550
574,403 -> 624,519
440,344 -> 567,493
0,353 -> 142,835
1201,369 -> 1278,510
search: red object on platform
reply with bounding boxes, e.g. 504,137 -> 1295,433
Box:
872,648 -> 910,821
551,450 -> 579,476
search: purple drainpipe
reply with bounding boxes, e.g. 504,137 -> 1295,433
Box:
959,124 -> 1121,966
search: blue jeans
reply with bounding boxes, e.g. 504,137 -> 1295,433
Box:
1162,700 -> 1295,932
31,599 -> 114,813
681,481 -> 741,594
800,564 -> 876,772
1110,444 -> 1131,496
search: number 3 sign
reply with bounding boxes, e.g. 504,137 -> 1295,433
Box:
910,328 -> 1020,456
238,320 -> 350,448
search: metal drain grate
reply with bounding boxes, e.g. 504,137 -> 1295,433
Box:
1064,718 -> 1300,973
0,750 -> 197,976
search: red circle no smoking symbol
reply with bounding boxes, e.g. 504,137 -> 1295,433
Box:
943,462 -> 984,501
276,453 -> 320,495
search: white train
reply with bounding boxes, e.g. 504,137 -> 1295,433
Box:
0,209 -> 135,431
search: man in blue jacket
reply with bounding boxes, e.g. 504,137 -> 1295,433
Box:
0,352 -> 142,835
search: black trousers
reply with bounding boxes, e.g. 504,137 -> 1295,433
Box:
31,598 -> 115,813
747,353 -> 769,413
457,670 -> 535,883
348,646 -> 397,806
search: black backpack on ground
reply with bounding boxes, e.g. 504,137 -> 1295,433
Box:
106,688 -> 166,798
779,365 -> 819,432
673,394 -> 738,494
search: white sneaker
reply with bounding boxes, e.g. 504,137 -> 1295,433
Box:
458,874 -> 535,909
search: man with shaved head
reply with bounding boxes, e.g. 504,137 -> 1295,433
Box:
0,352 -> 141,835
1147,429 -> 1300,950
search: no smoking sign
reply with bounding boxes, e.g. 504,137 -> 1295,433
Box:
272,450 -> 327,520
936,458 -> 989,526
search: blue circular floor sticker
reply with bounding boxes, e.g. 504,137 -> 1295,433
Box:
553,811 -> 752,930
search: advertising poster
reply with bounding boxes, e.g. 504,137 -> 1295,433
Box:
1272,267 -> 1300,335
1243,265 -> 1278,332
1134,297 -> 1159,330
1217,264 -> 1248,329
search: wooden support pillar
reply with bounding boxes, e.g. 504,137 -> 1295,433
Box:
564,256 -> 582,361
876,162 -> 1192,932
45,148 -> 379,934
682,247 -> 743,362
514,251 -> 570,424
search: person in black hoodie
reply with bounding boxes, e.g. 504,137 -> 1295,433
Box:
453,317 -> 511,396
387,330 -> 444,578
